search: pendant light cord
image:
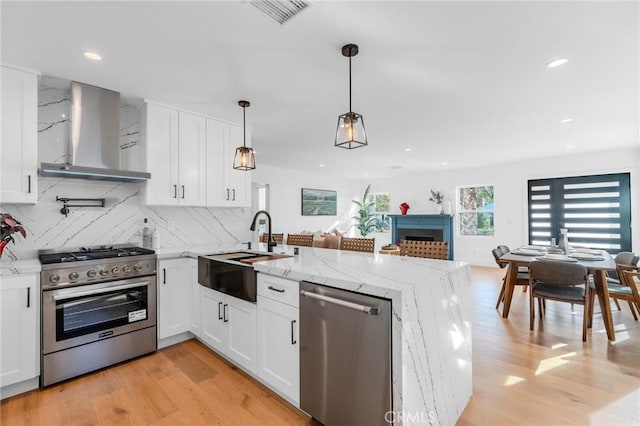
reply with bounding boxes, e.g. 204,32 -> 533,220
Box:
348,55 -> 352,113
243,105 -> 247,148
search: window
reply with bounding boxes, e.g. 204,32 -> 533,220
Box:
367,192 -> 391,231
458,185 -> 494,236
527,173 -> 631,252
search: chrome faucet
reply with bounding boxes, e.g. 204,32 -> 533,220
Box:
249,210 -> 276,252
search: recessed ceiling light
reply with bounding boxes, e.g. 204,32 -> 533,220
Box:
441,161 -> 448,166
546,58 -> 568,68
566,145 -> 575,150
560,118 -> 573,124
83,51 -> 102,61
319,164 -> 325,167
404,148 -> 412,152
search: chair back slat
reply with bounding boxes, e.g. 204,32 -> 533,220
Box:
339,237 -> 375,253
400,241 -> 448,260
259,233 -> 283,244
286,234 -> 314,247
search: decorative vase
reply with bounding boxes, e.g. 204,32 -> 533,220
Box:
400,205 -> 409,215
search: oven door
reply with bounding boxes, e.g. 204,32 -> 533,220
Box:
42,276 -> 157,354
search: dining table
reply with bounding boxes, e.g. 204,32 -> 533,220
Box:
499,248 -> 619,341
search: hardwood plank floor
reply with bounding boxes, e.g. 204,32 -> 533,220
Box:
2,266 -> 639,425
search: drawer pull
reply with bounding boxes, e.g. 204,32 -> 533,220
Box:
218,301 -> 223,320
268,285 -> 285,293
291,320 -> 297,345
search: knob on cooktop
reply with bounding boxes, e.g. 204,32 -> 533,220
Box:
111,267 -> 120,274
87,269 -> 97,278
122,265 -> 132,273
69,272 -> 79,280
49,274 -> 60,283
99,269 -> 109,276
133,263 -> 143,272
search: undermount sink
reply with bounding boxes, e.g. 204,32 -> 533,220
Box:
207,251 -> 292,264
237,253 -> 292,264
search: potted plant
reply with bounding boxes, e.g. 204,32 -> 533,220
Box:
1,213 -> 27,258
352,184 -> 378,237
429,190 -> 445,214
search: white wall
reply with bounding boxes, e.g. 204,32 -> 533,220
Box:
369,148 -> 640,266
252,164 -> 362,236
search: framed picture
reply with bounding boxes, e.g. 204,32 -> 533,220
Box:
301,188 -> 337,216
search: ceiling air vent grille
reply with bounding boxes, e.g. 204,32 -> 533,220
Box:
249,0 -> 311,25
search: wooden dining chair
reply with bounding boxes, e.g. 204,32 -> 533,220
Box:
339,237 -> 375,253
529,260 -> 591,341
399,240 -> 448,260
286,233 -> 314,247
259,233 -> 283,244
492,247 -> 530,309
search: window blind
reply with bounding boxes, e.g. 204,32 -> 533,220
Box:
528,173 -> 631,252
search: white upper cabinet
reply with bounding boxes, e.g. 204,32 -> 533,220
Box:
1,66 -> 38,204
143,102 -> 206,206
206,119 -> 252,207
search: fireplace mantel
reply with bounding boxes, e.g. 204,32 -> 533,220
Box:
390,214 -> 454,260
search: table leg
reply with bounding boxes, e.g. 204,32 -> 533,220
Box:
593,269 -> 615,341
502,262 -> 517,318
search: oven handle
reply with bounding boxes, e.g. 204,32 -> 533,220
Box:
52,281 -> 149,301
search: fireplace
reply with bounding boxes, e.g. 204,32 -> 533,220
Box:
390,214 -> 454,260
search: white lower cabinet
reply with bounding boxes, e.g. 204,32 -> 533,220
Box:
200,286 -> 257,374
256,274 -> 300,405
0,274 -> 39,387
157,258 -> 191,339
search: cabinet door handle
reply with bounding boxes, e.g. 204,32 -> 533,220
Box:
223,304 -> 228,323
173,185 -> 178,198
28,175 -> 32,194
163,268 -> 166,284
218,302 -> 223,320
232,189 -> 236,201
226,189 -> 230,201
268,285 -> 285,293
291,320 -> 297,345
181,185 -> 185,199
27,287 -> 31,308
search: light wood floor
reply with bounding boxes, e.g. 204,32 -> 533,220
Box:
2,266 -> 639,425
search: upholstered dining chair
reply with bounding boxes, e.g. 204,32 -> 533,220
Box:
286,233 -> 314,247
339,237 -> 375,253
588,251 -> 639,317
399,241 -> 448,260
259,233 -> 283,244
492,247 -> 530,309
616,268 -> 640,320
529,260 -> 591,341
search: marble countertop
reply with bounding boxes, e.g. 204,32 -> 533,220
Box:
0,258 -> 41,276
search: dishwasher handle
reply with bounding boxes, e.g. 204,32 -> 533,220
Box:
300,289 -> 379,315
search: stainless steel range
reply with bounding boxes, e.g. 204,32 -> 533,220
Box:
39,245 -> 157,387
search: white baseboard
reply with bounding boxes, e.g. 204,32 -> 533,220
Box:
158,331 -> 193,349
1,377 -> 39,400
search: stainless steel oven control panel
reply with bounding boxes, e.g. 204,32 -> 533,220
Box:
41,256 -> 156,290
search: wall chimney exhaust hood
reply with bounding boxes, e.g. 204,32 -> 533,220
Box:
39,81 -> 151,182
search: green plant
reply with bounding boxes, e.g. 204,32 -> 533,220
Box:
352,184 -> 378,237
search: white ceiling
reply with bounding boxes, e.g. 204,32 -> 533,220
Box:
2,1 -> 638,179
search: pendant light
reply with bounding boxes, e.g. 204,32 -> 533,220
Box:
233,100 -> 256,171
335,43 -> 367,149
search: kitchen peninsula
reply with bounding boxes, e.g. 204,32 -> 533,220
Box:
248,243 -> 473,426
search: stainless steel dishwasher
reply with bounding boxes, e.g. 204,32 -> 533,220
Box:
299,281 -> 392,426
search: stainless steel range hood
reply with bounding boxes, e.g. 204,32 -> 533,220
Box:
39,81 -> 150,182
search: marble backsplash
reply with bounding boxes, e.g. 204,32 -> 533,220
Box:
1,177 -> 252,261
1,77 -> 252,261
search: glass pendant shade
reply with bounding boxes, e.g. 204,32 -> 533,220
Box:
233,99 -> 255,171
233,146 -> 256,171
335,111 -> 367,149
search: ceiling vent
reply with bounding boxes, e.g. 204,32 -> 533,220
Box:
248,0 -> 311,25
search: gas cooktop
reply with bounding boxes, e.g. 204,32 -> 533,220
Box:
39,245 -> 155,265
